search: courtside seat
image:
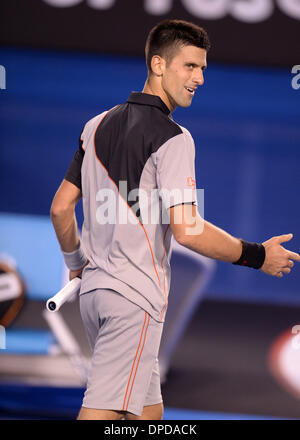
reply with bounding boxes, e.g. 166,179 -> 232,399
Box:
0,212 -> 64,301
0,212 -> 63,355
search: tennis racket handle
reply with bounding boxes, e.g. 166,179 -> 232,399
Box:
46,277 -> 81,312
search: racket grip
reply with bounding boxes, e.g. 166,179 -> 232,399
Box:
46,277 -> 81,312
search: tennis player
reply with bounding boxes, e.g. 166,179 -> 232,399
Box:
50,19 -> 300,420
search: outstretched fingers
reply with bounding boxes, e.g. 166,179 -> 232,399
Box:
261,233 -> 299,277
277,233 -> 293,244
286,250 -> 300,262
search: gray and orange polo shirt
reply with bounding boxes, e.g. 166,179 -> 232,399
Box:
65,92 -> 197,322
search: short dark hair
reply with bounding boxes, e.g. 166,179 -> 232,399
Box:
145,19 -> 210,74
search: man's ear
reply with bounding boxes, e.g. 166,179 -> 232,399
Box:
151,55 -> 165,77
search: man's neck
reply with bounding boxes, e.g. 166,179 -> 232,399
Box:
142,78 -> 175,113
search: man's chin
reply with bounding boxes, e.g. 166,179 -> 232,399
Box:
168,95 -> 192,110
178,100 -> 192,108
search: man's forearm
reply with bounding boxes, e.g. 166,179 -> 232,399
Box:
50,206 -> 80,253
179,217 -> 242,263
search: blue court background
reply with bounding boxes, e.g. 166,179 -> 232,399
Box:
0,46 -> 300,305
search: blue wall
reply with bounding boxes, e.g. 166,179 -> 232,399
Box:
1,47 -> 299,305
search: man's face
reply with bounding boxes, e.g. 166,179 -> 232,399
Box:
161,45 -> 207,111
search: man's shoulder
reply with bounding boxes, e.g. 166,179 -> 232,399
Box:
81,105 -> 121,138
84,107 -> 115,129
154,121 -> 195,157
172,121 -> 192,140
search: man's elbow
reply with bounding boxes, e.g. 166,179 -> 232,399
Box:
169,204 -> 202,248
50,199 -> 73,219
175,234 -> 192,248
172,227 -> 191,248
171,219 -> 205,248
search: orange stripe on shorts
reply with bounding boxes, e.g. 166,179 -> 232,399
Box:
125,313 -> 150,411
122,312 -> 148,411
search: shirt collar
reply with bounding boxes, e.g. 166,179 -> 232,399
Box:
126,92 -> 171,115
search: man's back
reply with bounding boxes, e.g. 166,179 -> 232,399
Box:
79,92 -> 198,322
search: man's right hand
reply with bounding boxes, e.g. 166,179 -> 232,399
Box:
261,234 -> 300,277
69,260 -> 89,281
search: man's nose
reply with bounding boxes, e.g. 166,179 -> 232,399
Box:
193,69 -> 204,86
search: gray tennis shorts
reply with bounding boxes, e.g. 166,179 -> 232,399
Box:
79,288 -> 164,416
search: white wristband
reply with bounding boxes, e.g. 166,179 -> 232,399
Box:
62,241 -> 87,270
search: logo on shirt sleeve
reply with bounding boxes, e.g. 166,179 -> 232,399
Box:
187,177 -> 196,189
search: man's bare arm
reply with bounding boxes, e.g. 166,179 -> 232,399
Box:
169,204 -> 242,262
169,204 -> 300,277
50,179 -> 81,252
50,179 -> 87,280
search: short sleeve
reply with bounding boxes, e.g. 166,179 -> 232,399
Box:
64,130 -> 85,190
155,130 -> 197,210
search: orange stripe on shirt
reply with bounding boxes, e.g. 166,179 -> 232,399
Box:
92,113 -> 161,287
